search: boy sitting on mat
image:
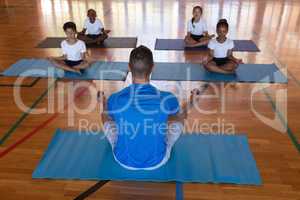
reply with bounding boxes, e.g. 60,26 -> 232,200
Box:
98,45 -> 201,170
77,9 -> 110,45
49,22 -> 92,75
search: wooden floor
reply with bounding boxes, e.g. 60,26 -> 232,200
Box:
0,0 -> 300,199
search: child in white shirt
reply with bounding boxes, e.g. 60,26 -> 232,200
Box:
184,6 -> 214,47
204,19 -> 243,74
78,9 -> 110,45
49,22 -> 92,74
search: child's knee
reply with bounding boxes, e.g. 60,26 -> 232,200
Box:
100,34 -> 108,41
103,33 -> 108,38
204,63 -> 214,71
227,62 -> 238,71
77,33 -> 84,39
184,37 -> 189,43
200,37 -> 210,42
203,64 -> 210,71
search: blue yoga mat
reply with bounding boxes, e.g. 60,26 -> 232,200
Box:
36,37 -> 138,48
155,39 -> 260,52
32,129 -> 262,185
1,59 -> 129,81
151,63 -> 287,83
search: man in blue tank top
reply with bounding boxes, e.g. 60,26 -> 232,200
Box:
99,45 -> 199,170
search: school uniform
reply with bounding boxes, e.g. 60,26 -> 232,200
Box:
208,38 -> 234,66
83,18 -> 104,39
61,39 -> 86,72
187,18 -> 208,41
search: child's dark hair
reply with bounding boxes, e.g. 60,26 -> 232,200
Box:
87,9 -> 96,14
217,19 -> 229,30
129,45 -> 154,77
191,6 -> 203,25
63,21 -> 77,32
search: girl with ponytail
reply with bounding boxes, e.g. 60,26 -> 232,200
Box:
184,6 -> 214,47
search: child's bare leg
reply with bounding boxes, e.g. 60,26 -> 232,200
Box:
77,34 -> 98,44
96,33 -> 108,44
184,36 -> 199,47
185,36 -> 211,47
86,56 -> 97,64
204,61 -> 235,74
196,36 -> 211,46
73,60 -> 91,70
49,58 -> 81,74
222,61 -> 238,72
202,54 -> 212,65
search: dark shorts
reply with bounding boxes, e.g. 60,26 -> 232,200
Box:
64,60 -> 85,74
64,60 -> 83,67
191,34 -> 204,42
213,57 -> 230,66
87,34 -> 102,40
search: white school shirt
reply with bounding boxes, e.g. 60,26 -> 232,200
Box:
187,18 -> 208,35
208,38 -> 234,58
83,18 -> 104,35
61,40 -> 86,61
